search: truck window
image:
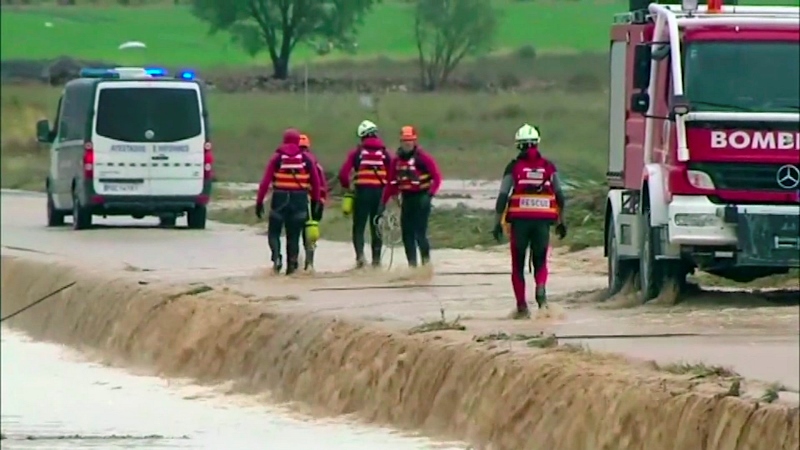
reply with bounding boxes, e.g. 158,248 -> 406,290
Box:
94,87 -> 202,143
683,41 -> 799,112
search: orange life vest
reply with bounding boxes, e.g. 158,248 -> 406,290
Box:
505,159 -> 559,221
354,148 -> 389,187
392,156 -> 431,193
273,152 -> 312,191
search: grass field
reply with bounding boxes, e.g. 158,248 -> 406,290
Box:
4,0 -> 796,68
1,84 -> 609,186
1,1 -> 624,66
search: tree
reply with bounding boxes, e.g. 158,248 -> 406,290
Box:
413,0 -> 498,90
191,0 -> 380,79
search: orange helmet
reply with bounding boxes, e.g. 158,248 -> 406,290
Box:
400,125 -> 417,142
299,134 -> 311,148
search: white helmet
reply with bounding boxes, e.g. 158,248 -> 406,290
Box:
514,124 -> 540,144
357,120 -> 378,138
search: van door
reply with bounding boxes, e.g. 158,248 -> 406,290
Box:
53,83 -> 92,209
91,81 -> 205,198
92,81 -> 153,197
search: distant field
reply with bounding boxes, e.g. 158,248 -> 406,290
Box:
4,0 -> 794,68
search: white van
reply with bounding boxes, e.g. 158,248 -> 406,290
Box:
37,67 -> 213,230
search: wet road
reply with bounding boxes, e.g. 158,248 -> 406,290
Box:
1,329 -> 465,450
2,189 -> 798,392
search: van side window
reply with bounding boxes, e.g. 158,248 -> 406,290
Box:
52,96 -> 63,139
59,85 -> 92,142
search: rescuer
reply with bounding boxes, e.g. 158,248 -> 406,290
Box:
378,125 -> 442,268
255,128 -> 323,275
299,133 -> 328,271
492,124 -> 567,319
338,120 -> 392,268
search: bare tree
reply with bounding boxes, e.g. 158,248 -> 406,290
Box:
414,0 -> 498,90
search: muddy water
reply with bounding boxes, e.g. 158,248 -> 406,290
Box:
0,329 -> 465,450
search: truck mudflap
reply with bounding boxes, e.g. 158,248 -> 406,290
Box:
736,212 -> 800,267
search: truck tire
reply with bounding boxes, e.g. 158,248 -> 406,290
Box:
187,206 -> 207,230
638,209 -> 665,303
607,221 -> 637,295
47,193 -> 67,227
71,190 -> 93,230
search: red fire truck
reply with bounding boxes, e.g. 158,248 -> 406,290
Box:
604,0 -> 799,302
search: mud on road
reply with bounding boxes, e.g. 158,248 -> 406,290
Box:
1,190 -> 798,450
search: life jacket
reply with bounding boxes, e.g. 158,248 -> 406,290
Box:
392,155 -> 431,193
273,151 -> 312,192
505,157 -> 559,221
354,147 -> 389,187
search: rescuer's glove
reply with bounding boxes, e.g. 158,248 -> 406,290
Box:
492,222 -> 504,242
555,222 -> 567,240
255,203 -> 265,219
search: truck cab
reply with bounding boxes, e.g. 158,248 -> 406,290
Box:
604,0 -> 799,301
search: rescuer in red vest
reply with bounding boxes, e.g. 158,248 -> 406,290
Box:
255,128 -> 323,275
379,125 -> 443,268
299,133 -> 328,271
338,120 -> 392,268
492,124 -> 567,318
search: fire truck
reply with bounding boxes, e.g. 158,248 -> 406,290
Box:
603,0 -> 800,302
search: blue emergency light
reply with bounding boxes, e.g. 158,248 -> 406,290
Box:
177,70 -> 196,80
144,67 -> 168,77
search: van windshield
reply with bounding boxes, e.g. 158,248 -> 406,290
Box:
94,86 -> 202,142
683,41 -> 800,113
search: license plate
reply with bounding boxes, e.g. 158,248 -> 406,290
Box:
102,183 -> 141,193
520,197 -> 550,209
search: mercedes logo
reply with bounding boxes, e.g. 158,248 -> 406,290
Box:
776,165 -> 800,190
145,130 -> 154,140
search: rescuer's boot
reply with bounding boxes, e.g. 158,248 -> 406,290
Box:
304,248 -> 315,271
535,286 -> 548,309
512,305 -> 531,320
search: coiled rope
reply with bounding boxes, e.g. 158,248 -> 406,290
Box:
373,207 -> 402,270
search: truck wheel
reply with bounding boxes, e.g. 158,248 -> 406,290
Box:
638,209 -> 665,303
158,215 -> 177,228
47,193 -> 67,227
607,221 -> 637,295
187,206 -> 207,230
71,190 -> 93,230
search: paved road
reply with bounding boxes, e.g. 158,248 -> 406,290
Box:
2,190 -> 798,393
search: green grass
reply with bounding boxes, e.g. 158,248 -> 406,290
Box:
4,0 -> 796,68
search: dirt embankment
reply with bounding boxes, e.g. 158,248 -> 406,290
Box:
2,255 -> 798,450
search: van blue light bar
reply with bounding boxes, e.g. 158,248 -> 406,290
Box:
79,68 -> 120,79
79,67 -> 199,81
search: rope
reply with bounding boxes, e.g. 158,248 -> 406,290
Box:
1,282 -> 76,323
373,209 -> 402,270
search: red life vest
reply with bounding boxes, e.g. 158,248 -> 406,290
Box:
354,148 -> 389,187
505,158 -> 559,221
392,156 -> 431,193
273,152 -> 312,191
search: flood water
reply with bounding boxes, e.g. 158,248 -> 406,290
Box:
1,329 -> 465,450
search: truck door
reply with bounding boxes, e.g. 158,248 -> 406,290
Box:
92,81 -> 153,197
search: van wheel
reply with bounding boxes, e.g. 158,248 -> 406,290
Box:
187,206 -> 207,230
158,215 -> 177,228
607,221 -> 637,296
71,190 -> 93,230
47,193 -> 67,227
